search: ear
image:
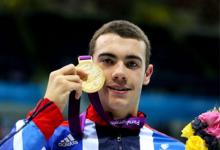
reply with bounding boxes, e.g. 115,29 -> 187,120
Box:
143,64 -> 153,85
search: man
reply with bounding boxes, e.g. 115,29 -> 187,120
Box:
0,20 -> 185,149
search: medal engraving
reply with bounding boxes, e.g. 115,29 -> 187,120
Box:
76,57 -> 105,93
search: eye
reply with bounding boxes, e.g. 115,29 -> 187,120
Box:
126,61 -> 139,69
101,58 -> 114,65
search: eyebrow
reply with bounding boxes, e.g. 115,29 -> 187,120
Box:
98,53 -> 142,63
98,53 -> 117,59
125,55 -> 142,63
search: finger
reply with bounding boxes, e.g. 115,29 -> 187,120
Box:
62,70 -> 88,81
63,75 -> 82,83
75,90 -> 82,100
69,83 -> 82,100
76,69 -> 88,81
65,81 -> 82,93
63,77 -> 83,100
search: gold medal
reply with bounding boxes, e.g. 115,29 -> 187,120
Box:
76,56 -> 105,93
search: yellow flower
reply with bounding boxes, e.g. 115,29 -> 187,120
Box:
185,135 -> 208,150
181,123 -> 194,138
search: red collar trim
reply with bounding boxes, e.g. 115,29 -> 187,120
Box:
86,104 -> 146,126
86,104 -> 108,126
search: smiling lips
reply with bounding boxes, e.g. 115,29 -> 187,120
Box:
107,85 -> 131,94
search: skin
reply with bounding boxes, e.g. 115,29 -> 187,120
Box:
44,33 -> 153,119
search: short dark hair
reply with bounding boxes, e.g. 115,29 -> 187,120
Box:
89,20 -> 151,66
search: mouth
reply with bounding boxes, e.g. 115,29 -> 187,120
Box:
107,86 -> 131,93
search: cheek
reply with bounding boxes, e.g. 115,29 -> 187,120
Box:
133,71 -> 145,84
103,69 -> 112,80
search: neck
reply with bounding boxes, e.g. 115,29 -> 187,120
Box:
109,109 -> 138,120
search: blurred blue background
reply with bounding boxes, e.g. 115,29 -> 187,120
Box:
0,0 -> 219,141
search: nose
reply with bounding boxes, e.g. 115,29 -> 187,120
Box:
112,62 -> 127,84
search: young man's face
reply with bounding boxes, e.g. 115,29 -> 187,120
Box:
92,33 -> 153,118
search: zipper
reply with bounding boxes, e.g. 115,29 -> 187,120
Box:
117,134 -> 122,150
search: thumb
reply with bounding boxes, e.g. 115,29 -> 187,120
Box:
75,90 -> 82,100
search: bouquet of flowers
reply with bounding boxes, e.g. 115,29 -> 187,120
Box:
181,107 -> 220,150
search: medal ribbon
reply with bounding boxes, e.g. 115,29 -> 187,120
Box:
68,56 -> 146,139
88,92 -> 146,129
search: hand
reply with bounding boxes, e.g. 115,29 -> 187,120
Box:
44,64 -> 87,112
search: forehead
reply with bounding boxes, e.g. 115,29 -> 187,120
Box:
93,33 -> 146,60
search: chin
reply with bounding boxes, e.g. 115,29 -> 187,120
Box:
99,91 -> 130,112
108,98 -> 129,111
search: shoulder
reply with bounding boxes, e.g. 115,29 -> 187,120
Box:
140,124 -> 185,150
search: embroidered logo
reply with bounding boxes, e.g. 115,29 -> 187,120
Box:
160,143 -> 169,150
58,134 -> 78,147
